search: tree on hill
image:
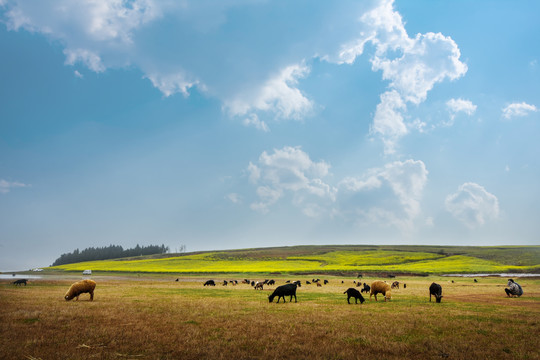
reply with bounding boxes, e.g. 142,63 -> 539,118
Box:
51,244 -> 169,266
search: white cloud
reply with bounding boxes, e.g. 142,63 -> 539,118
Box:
338,159 -> 428,231
370,90 -> 407,154
144,72 -> 201,98
243,114 -> 269,132
64,48 -> 106,73
445,182 -> 499,229
247,146 -> 335,214
446,98 -> 477,126
330,0 -> 467,153
73,70 -> 84,78
446,98 -> 477,115
225,63 -> 314,121
226,193 -> 242,204
0,179 -> 30,194
502,102 -> 538,119
3,0 -> 160,43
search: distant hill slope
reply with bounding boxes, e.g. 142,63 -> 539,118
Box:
48,245 -> 540,275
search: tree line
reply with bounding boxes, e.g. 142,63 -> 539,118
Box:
51,244 -> 169,266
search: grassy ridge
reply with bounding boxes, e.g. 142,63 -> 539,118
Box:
48,245 -> 540,274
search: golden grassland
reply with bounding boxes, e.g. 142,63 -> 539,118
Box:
48,246 -> 540,275
1,274 -> 539,360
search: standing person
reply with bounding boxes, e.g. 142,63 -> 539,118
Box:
505,278 -> 523,297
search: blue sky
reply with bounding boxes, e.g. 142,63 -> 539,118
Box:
1,0 -> 539,271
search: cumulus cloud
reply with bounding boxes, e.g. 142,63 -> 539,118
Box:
331,0 -> 467,153
445,98 -> 476,126
247,146 -> 335,214
245,147 -> 429,231
144,72 -> 201,98
0,179 -> 30,194
339,159 -> 428,231
502,102 -> 538,119
225,63 -> 314,121
243,114 -> 269,132
445,182 -> 499,228
1,0 -> 466,145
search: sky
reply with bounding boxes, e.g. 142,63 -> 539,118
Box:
1,0 -> 539,271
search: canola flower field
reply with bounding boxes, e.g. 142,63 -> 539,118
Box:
48,245 -> 540,275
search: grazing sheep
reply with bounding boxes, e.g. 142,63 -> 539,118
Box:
370,280 -> 392,302
391,281 -> 400,289
360,283 -> 370,294
254,281 -> 264,290
64,279 -> 96,301
268,283 -> 298,303
344,288 -> 365,304
505,279 -> 523,297
203,280 -> 216,286
12,279 -> 27,286
429,282 -> 443,303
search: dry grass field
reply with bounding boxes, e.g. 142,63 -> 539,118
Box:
1,274 -> 539,360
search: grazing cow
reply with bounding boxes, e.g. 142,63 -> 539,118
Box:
391,281 -> 400,289
474,279 -> 478,283
254,282 -> 264,290
12,279 -> 27,286
267,279 -> 275,286
357,274 -> 363,278
268,284 -> 298,303
203,280 -> 216,286
403,283 -> 407,289
360,283 -> 370,294
316,282 -> 322,287
344,288 -> 365,304
223,280 -> 228,286
285,280 -> 291,283
242,279 -> 250,284
429,282 -> 443,303
306,281 -> 311,285
370,280 -> 392,302
251,281 -> 255,287
324,280 -> 329,285
293,280 -> 302,287
65,279 -> 96,301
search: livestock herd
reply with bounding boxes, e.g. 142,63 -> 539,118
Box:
8,277 -> 525,303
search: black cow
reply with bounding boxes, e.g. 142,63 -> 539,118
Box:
203,280 -> 216,286
324,279 -> 329,285
429,282 -> 443,303
267,279 -> 275,285
13,279 -> 27,286
344,288 -> 365,304
268,284 -> 298,303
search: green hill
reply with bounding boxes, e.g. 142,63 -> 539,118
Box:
48,244 -> 540,275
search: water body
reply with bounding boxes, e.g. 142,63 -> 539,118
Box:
442,273 -> 539,278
